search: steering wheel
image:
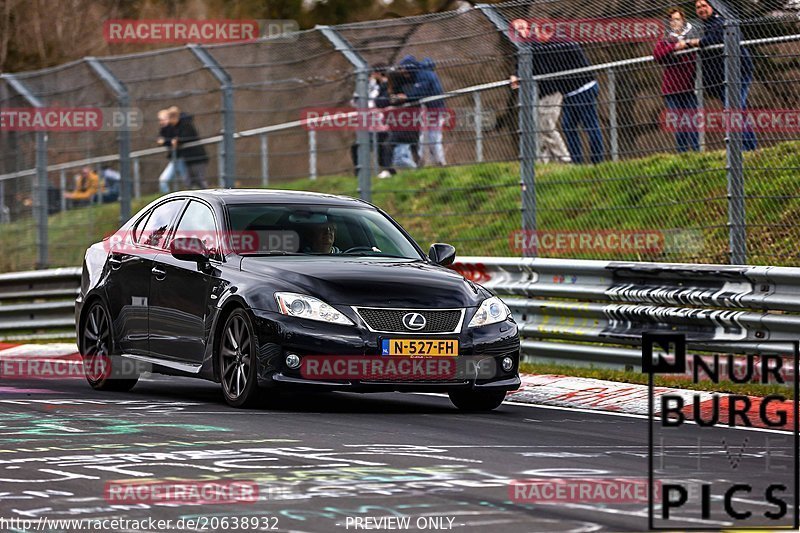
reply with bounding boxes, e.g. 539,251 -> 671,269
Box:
343,246 -> 378,254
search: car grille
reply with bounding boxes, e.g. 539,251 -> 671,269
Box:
355,308 -> 463,333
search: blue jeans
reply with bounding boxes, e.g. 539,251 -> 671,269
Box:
664,92 -> 700,153
723,75 -> 757,151
561,83 -> 605,164
393,144 -> 417,169
158,158 -> 188,193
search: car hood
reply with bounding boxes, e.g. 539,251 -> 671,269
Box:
239,256 -> 487,307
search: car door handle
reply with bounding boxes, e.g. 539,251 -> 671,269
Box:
151,266 -> 167,280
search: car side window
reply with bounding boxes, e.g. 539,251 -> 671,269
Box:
140,200 -> 184,249
132,210 -> 152,244
174,201 -> 219,257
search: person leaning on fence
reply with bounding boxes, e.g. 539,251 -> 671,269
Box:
169,106 -> 209,189
544,33 -> 605,164
654,7 -> 701,152
63,166 -> 102,206
156,109 -> 186,193
686,0 -> 756,151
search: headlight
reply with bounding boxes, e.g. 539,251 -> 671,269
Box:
274,292 -> 354,326
468,296 -> 511,328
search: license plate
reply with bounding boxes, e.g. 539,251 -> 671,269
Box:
381,339 -> 458,357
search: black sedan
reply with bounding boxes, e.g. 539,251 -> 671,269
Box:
75,190 -> 520,410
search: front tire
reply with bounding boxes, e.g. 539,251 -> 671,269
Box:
81,300 -> 138,392
218,309 -> 261,408
448,390 -> 506,412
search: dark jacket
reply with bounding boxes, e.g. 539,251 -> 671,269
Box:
653,23 -> 698,96
401,55 -> 445,109
158,124 -> 177,160
698,11 -> 753,101
174,113 -> 209,165
374,80 -> 391,109
387,59 -> 421,145
537,40 -> 596,96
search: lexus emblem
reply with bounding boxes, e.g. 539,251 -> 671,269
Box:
402,312 -> 426,331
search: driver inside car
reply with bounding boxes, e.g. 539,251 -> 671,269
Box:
303,221 -> 340,254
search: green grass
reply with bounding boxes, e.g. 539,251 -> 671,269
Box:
2,141 -> 799,271
519,361 -> 793,399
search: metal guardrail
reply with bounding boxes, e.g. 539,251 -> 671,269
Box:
0,267 -> 80,341
452,257 -> 800,367
3,258 -> 800,358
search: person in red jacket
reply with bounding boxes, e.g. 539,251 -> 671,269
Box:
654,7 -> 700,152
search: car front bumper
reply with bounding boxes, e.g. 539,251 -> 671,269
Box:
250,308 -> 521,393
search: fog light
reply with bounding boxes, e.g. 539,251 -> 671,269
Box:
285,353 -> 301,369
501,356 -> 514,372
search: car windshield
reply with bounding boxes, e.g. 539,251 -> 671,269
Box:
226,204 -> 424,260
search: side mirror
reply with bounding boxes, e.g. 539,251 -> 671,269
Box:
429,243 -> 456,266
171,237 -> 210,264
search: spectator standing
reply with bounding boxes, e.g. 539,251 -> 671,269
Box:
350,65 -> 396,179
687,0 -> 756,150
510,23 -> 572,163
388,59 -> 420,169
412,57 -> 447,167
654,7 -> 700,152
549,38 -> 605,164
372,65 -> 397,179
156,109 -> 185,193
169,106 -> 209,189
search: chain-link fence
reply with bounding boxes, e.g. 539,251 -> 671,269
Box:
1,0 -> 799,272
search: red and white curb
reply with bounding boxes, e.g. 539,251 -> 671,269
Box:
509,374 -> 794,432
0,343 -> 80,360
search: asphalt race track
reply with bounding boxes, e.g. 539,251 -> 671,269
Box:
0,373 -> 795,532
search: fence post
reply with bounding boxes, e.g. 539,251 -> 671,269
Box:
217,149 -> 225,186
519,48 -> 538,255
473,91 -> 484,163
695,60 -> 705,152
0,181 -> 6,223
133,158 -> 141,199
2,74 -> 48,269
308,130 -> 317,181
477,4 -> 537,256
188,44 -> 236,188
85,57 -> 132,223
59,169 -> 67,212
607,68 -> 619,162
260,133 -> 269,187
317,25 -> 371,202
724,18 -> 746,265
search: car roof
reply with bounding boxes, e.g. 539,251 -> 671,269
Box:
168,189 -> 368,207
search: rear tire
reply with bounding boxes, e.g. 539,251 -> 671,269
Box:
218,308 -> 261,408
81,300 -> 138,392
448,390 -> 506,412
